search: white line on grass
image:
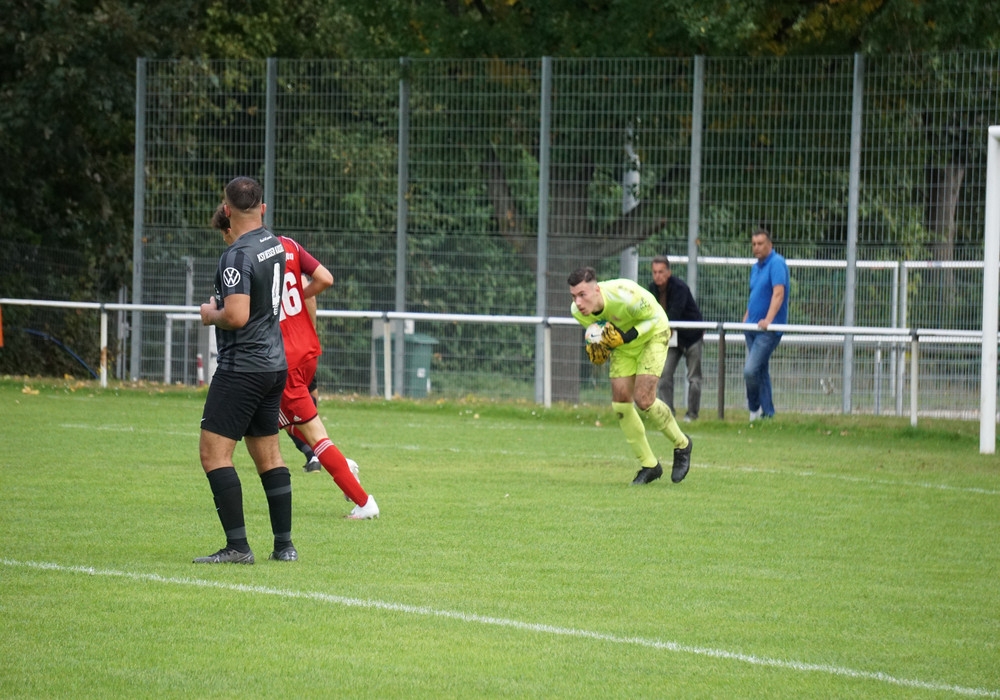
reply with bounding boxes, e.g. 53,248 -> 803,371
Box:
3,558 -> 996,698
58,423 -> 193,437
60,422 -> 135,431
705,464 -> 1000,496
351,441 -> 1000,496
48,422 -> 1000,497
48,422 -> 1000,498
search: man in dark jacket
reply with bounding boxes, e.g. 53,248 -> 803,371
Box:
648,255 -> 704,421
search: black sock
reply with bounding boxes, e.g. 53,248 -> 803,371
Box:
206,467 -> 249,552
260,467 -> 292,549
291,394 -> 319,460
291,433 -> 315,460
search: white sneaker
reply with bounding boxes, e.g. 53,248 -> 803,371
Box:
344,458 -> 360,501
346,495 -> 379,520
749,408 -> 763,423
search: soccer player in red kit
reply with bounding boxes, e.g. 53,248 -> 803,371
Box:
277,236 -> 380,519
212,205 -> 379,519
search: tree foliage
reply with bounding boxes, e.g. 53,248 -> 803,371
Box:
2,0 -> 998,378
290,0 -> 1000,59
4,0 -> 998,300
1,0 -> 205,299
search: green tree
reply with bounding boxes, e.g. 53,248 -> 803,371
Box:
3,0 -> 997,381
291,0 -> 999,59
0,0 -> 204,375
1,1 -> 206,296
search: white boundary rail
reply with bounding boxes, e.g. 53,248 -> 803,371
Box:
2,297 -> 997,453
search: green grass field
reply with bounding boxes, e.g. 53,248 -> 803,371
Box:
2,376 -> 998,698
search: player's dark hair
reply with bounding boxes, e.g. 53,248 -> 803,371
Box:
567,267 -> 597,286
652,255 -> 670,268
211,204 -> 230,232
753,227 -> 772,242
224,176 -> 263,212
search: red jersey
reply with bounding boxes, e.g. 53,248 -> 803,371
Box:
278,236 -> 322,369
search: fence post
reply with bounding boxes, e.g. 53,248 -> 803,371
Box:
873,342 -> 882,415
394,58 -> 411,399
842,53 -> 864,415
535,56 -> 552,405
542,319 -> 552,408
687,56 -> 704,297
889,263 -> 899,414
909,331 -> 919,427
117,285 -> 128,381
130,57 -> 147,381
382,313 -> 392,400
717,322 -> 726,420
100,306 -> 108,388
263,58 -> 277,229
896,265 -> 909,416
163,315 -> 173,385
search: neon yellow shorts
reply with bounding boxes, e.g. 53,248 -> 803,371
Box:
609,330 -> 670,379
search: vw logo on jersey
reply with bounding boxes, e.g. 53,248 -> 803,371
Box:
223,267 -> 241,287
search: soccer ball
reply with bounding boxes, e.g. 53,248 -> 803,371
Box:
585,321 -> 606,345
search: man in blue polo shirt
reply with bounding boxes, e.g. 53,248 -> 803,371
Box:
742,228 -> 790,421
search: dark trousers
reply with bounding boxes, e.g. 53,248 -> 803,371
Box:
657,339 -> 703,420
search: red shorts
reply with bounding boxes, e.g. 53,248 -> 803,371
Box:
278,357 -> 319,429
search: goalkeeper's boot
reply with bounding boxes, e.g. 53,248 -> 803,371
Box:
671,435 -> 693,483
268,544 -> 299,562
193,547 -> 254,564
631,463 -> 663,485
346,495 -> 380,520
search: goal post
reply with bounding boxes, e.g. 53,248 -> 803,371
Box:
980,125 -> 1000,454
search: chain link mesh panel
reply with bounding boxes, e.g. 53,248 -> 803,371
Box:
127,54 -> 1000,415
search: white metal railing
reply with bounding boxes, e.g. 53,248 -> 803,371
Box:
2,298 -> 995,435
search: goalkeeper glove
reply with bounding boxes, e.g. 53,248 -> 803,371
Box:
601,322 -> 638,348
586,343 -> 610,365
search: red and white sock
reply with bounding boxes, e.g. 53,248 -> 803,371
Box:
312,437 -> 368,506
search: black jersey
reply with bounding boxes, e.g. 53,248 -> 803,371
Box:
212,227 -> 288,373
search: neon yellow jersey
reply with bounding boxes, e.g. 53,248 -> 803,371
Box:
571,278 -> 670,340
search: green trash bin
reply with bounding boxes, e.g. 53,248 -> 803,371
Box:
373,333 -> 438,398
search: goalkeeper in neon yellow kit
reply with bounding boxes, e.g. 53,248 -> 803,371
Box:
569,266 -> 692,485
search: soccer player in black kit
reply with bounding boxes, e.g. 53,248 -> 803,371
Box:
193,176 -> 296,564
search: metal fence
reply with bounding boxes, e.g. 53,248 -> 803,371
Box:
1,296 -> 991,427
117,52 -> 1000,414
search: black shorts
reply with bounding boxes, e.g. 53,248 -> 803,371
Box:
201,369 -> 287,441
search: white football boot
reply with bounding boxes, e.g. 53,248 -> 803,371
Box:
346,494 -> 380,520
